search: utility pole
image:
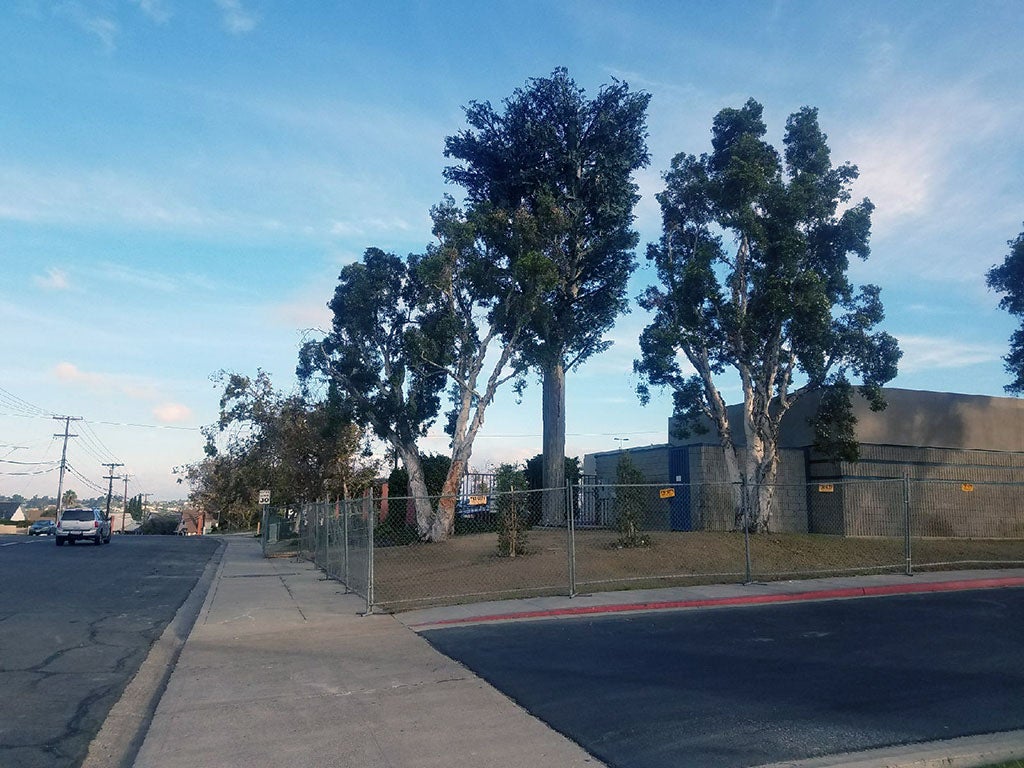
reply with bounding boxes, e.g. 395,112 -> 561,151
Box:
122,474 -> 130,534
53,416 -> 81,519
103,462 -> 124,520
141,493 -> 152,527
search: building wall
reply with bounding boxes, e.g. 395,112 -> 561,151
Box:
587,389 -> 1024,539
671,388 -> 1024,453
686,445 -> 807,533
808,443 -> 1024,537
586,445 -> 672,530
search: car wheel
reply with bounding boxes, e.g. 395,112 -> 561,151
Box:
56,537 -> 64,547
94,533 -> 102,545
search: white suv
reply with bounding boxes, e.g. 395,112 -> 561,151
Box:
56,507 -> 112,546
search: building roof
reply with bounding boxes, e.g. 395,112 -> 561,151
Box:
669,388 -> 1024,453
0,501 -> 24,521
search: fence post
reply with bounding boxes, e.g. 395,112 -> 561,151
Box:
903,472 -> 913,576
324,502 -> 330,574
364,488 -> 375,615
566,481 -> 577,598
343,496 -> 350,592
742,479 -> 753,584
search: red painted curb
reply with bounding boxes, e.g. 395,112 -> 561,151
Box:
409,576 -> 1024,630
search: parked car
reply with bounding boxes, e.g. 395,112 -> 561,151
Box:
28,519 -> 56,536
55,508 -> 111,546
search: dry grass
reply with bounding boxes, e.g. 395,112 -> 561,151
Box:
367,529 -> 1024,611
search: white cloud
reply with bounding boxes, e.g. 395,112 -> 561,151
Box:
35,267 -> 70,290
329,217 -> 413,238
895,334 -> 1003,374
54,2 -> 119,51
98,262 -> 181,293
153,402 -> 193,423
54,361 -> 104,386
272,295 -> 332,330
838,86 -> 1007,232
52,362 -> 159,400
130,0 -> 172,23
0,166 -> 215,229
214,0 -> 258,35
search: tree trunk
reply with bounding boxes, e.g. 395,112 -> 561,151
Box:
397,445 -> 433,539
540,359 -> 566,525
428,456 -> 466,541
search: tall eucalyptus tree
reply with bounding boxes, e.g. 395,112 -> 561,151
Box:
444,68 -> 651,522
636,100 -> 900,530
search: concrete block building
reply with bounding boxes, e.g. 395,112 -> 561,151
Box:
583,389 -> 1024,536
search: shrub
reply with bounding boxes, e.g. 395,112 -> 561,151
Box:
494,463 -> 529,558
614,453 -> 650,548
141,514 -> 180,535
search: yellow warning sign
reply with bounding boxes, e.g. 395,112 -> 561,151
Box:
961,483 -> 974,493
659,488 -> 676,499
818,484 -> 835,493
468,495 -> 489,506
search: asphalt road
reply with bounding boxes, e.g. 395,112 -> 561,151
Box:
0,533 -> 222,768
423,587 -> 1024,768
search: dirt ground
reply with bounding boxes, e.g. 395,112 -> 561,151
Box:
368,529 -> 1024,611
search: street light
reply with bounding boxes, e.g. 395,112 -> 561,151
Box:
613,437 -> 630,451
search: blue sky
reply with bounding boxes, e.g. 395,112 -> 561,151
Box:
1,0 -> 1022,500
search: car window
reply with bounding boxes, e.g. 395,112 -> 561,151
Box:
61,509 -> 95,521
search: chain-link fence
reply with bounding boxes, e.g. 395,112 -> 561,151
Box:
263,478 -> 1024,613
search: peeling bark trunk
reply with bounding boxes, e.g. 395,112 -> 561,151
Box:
541,360 -> 566,525
428,456 -> 466,541
397,445 -> 433,539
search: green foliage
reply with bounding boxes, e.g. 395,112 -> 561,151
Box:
494,463 -> 529,558
141,514 -> 179,535
445,67 -> 651,491
127,494 -> 144,520
614,453 -> 650,548
179,370 -> 378,531
523,454 -> 580,490
61,490 -> 78,508
388,454 -> 452,499
986,225 -> 1024,394
382,454 -> 453,541
809,378 -> 860,463
298,248 -> 448,451
636,98 -> 901,479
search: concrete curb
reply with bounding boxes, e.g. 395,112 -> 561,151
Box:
408,575 -> 1024,630
81,539 -> 226,768
753,728 -> 1024,768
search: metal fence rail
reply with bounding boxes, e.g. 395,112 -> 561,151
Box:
262,479 -> 1024,613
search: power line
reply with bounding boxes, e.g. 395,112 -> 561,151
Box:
84,418 -> 200,432
81,420 -> 121,464
65,463 -> 107,494
0,466 -> 57,477
0,386 -> 53,418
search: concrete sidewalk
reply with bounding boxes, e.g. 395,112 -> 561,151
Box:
117,536 -> 1024,768
129,536 -> 601,768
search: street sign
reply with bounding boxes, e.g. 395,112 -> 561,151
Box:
258,489 -> 271,505
659,488 -> 675,499
818,483 -> 835,493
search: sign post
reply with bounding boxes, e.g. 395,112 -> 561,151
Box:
258,489 -> 271,541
